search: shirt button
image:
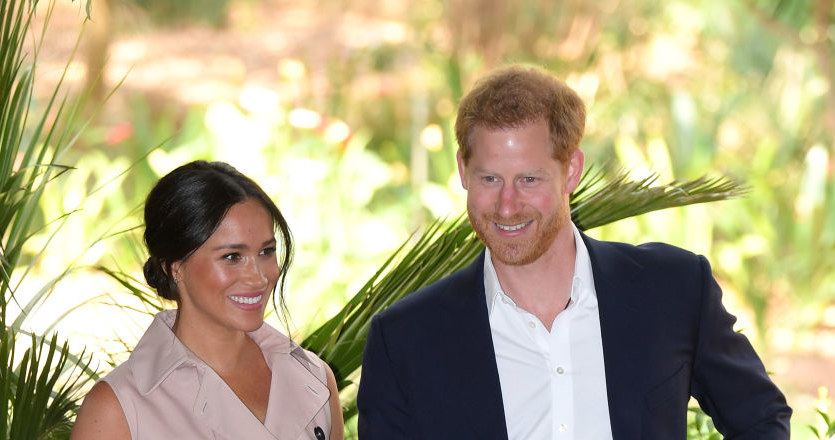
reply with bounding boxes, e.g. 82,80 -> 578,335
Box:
559,423 -> 568,432
528,321 -> 536,328
502,297 -> 511,305
556,366 -> 565,375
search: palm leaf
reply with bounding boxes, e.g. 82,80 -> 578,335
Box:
91,165 -> 746,423
302,215 -> 481,379
0,0 -> 117,438
299,169 -> 746,421
570,167 -> 747,230
95,265 -> 166,313
1,0 -> 82,308
2,330 -> 91,440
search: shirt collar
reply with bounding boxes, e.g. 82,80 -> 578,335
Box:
129,309 -> 309,395
484,222 -> 595,315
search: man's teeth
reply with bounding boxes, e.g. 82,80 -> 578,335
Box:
230,294 -> 262,305
496,222 -> 528,231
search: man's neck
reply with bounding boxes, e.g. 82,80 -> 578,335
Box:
492,224 -> 577,330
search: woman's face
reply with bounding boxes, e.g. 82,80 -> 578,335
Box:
172,198 -> 279,336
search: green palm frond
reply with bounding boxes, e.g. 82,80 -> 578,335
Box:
1,0 -> 85,311
95,163 -> 746,424
570,167 -> 747,230
1,0 -> 112,438
1,330 -> 91,440
96,265 -> 166,314
300,168 -> 746,421
301,215 -> 479,419
303,215 -> 481,374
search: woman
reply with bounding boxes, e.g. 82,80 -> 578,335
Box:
72,161 -> 344,440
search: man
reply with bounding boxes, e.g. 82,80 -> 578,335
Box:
357,65 -> 791,439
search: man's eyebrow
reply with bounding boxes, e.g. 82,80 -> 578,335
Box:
472,167 -> 549,174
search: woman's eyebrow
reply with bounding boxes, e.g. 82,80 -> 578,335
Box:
211,238 -> 275,251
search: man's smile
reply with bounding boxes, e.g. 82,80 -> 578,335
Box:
495,220 -> 533,232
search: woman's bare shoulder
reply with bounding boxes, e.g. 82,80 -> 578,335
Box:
70,381 -> 131,440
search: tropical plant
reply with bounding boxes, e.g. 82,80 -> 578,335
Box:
300,169 -> 746,422
1,0 -> 98,438
0,332 -> 88,439
307,0 -> 835,348
95,159 -> 746,435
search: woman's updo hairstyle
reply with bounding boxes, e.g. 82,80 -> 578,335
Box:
142,161 -> 292,312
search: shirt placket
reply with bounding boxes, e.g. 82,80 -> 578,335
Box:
517,302 -> 576,440
519,308 -> 554,439
550,306 -> 573,439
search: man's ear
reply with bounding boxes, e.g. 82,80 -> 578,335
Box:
456,149 -> 468,190
564,149 -> 585,194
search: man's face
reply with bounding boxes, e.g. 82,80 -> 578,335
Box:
458,119 -> 584,266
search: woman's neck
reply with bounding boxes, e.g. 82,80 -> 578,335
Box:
172,311 -> 257,376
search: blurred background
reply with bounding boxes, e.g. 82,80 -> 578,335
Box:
10,0 -> 834,437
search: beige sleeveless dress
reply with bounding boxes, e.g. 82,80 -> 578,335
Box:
101,310 -> 333,439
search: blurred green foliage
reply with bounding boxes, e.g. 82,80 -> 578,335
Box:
15,0 -> 835,437
687,407 -> 722,440
66,0 -> 834,343
809,408 -> 835,439
1,0 -> 99,437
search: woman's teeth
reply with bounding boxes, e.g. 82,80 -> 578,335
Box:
230,294 -> 262,305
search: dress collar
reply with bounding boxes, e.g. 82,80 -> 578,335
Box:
129,309 -> 314,395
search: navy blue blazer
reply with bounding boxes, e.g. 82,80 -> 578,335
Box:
357,233 -> 791,439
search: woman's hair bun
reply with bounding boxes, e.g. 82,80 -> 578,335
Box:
143,256 -> 167,290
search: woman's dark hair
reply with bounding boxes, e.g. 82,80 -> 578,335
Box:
142,160 -> 293,317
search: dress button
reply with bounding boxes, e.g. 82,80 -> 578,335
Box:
556,366 -> 565,374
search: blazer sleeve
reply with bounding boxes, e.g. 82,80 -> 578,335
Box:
690,255 -> 792,439
357,314 -> 415,439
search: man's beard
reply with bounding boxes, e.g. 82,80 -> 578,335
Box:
468,204 -> 567,266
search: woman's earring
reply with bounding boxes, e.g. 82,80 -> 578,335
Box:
173,278 -> 179,285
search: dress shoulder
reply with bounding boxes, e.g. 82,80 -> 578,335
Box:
98,362 -> 139,438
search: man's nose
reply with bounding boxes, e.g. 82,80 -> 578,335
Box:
497,184 -> 522,218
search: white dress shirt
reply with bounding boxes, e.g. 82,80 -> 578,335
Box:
484,223 -> 613,439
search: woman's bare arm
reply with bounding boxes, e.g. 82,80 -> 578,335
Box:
70,381 -> 130,440
325,364 -> 344,440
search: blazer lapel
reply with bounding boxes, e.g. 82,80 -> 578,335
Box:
440,239 -> 650,439
444,251 -> 509,440
582,233 -> 649,440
